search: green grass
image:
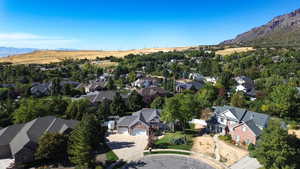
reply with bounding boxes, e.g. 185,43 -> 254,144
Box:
144,151 -> 191,156
106,149 -> 119,162
154,132 -> 193,150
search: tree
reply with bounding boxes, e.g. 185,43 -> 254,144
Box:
195,84 -> 218,109
230,92 -> 247,108
96,99 -> 111,121
35,133 -> 68,163
0,99 -> 15,127
68,115 -> 104,169
128,90 -> 144,111
110,92 -> 127,116
267,85 -> 299,118
150,96 -> 165,109
254,120 -> 300,169
162,94 -> 197,130
13,98 -> 51,123
106,78 -> 116,90
51,78 -> 61,96
65,99 -> 91,120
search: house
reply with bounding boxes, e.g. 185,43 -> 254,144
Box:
204,77 -> 218,84
132,77 -> 160,88
30,83 -> 52,97
189,73 -> 205,82
234,76 -> 256,97
138,87 -> 169,104
175,81 -> 204,93
78,90 -> 129,104
207,106 -> 269,144
117,108 -> 162,136
99,73 -> 112,82
0,116 -> 78,165
77,80 -> 107,93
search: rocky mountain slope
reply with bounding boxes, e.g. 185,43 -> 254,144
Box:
221,8 -> 300,47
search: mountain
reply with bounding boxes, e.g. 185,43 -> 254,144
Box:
221,8 -> 300,47
0,47 -> 37,57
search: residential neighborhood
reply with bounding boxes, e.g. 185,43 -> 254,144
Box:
0,3 -> 300,169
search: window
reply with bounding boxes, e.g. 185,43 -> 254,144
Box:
220,118 -> 224,122
242,126 -> 247,132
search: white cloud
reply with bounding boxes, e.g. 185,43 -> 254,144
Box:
0,33 -> 78,49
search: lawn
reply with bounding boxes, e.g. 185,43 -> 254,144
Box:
154,132 -> 194,150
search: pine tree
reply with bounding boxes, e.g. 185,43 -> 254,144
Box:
68,115 -> 102,169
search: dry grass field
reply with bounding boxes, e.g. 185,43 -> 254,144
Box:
216,47 -> 254,56
0,46 -> 191,64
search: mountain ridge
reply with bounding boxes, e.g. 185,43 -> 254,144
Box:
220,8 -> 300,47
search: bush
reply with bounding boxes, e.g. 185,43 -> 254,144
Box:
289,121 -> 299,130
170,137 -> 188,145
248,143 -> 256,157
218,135 -> 232,143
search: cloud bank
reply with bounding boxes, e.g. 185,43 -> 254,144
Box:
0,33 -> 78,49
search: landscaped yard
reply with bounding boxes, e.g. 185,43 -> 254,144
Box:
154,132 -> 194,150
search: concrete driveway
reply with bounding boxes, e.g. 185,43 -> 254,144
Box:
230,156 -> 262,169
124,155 -> 216,169
106,133 -> 148,161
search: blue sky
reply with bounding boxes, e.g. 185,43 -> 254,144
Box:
0,0 -> 299,50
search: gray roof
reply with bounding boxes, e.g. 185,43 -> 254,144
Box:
0,116 -> 79,160
245,120 -> 262,136
117,108 -> 161,128
213,105 -> 269,135
80,90 -> 128,103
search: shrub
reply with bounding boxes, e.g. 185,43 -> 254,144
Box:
289,121 -> 299,130
248,143 -> 256,157
218,135 -> 232,143
170,137 -> 188,145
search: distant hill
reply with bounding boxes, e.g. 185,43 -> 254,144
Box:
220,8 -> 300,47
0,47 -> 192,64
0,47 -> 37,57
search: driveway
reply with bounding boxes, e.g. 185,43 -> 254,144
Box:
230,156 -> 262,169
124,155 -> 216,169
106,133 -> 148,161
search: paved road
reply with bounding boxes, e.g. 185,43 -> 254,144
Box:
230,156 -> 261,169
123,155 -> 216,169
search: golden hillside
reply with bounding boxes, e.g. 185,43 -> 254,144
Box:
215,47 -> 254,56
0,47 -> 191,64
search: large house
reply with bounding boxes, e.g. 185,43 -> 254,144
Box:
207,106 -> 269,144
78,90 -> 129,104
117,108 -> 162,136
0,116 -> 78,166
175,81 -> 204,93
138,87 -> 169,104
132,77 -> 161,88
234,76 -> 256,97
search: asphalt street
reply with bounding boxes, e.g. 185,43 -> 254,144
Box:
124,155 -> 216,169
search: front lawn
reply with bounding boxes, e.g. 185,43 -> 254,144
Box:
154,132 -> 193,150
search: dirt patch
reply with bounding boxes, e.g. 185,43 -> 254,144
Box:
218,140 -> 248,166
192,135 -> 215,157
289,129 -> 300,139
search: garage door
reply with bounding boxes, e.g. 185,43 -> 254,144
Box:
118,127 -> 129,134
132,128 -> 147,136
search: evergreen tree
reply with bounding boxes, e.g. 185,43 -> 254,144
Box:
68,115 -> 103,169
110,92 -> 127,116
128,90 -> 144,111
